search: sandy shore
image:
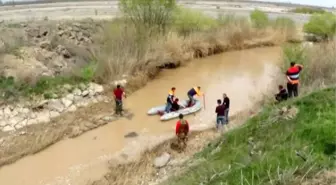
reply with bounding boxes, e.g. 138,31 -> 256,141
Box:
0,0 -> 311,23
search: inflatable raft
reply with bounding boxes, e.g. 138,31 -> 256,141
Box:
147,99 -> 202,121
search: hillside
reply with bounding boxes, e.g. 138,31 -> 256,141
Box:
162,87 -> 336,185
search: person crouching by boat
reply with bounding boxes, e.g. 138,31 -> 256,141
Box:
113,84 -> 126,116
187,86 -> 203,107
175,114 -> 189,152
171,98 -> 181,112
165,87 -> 176,113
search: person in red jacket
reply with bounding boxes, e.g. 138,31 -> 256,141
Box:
175,114 -> 189,152
113,84 -> 126,116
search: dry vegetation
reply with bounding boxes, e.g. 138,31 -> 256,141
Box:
90,26 -> 336,185
0,0 -> 300,169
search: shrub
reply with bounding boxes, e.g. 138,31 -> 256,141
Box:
119,0 -> 176,35
291,7 -> 326,14
303,12 -> 336,40
273,17 -> 295,30
250,9 -> 269,28
172,6 -> 218,36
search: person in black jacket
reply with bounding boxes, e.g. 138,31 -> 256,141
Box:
222,93 -> 230,124
275,85 -> 288,102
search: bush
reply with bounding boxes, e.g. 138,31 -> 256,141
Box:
303,12 -> 336,40
273,17 -> 296,31
291,7 -> 326,14
172,6 -> 218,36
119,0 -> 176,35
250,9 -> 269,28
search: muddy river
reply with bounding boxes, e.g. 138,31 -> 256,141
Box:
0,47 -> 283,185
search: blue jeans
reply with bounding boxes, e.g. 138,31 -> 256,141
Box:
188,94 -> 195,106
224,109 -> 229,124
165,103 -> 172,113
216,116 -> 225,129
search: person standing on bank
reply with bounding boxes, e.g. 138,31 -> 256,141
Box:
286,62 -> 303,98
113,84 -> 126,116
222,93 -> 230,124
215,99 -> 226,131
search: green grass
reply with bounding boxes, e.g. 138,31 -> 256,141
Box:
164,87 -> 336,185
172,6 -> 218,36
250,9 -> 269,29
0,63 -> 96,101
290,7 -> 326,14
303,12 -> 336,40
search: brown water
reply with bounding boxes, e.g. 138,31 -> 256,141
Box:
0,47 -> 282,185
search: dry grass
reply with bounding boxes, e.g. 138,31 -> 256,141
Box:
88,107 -> 261,185
91,16 -> 297,85
0,13 -> 298,168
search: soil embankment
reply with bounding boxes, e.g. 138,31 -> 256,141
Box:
0,46 -> 283,185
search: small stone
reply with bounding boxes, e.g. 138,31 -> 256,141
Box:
27,119 -> 37,126
154,152 -> 171,168
124,132 -> 138,138
0,121 -> 7,127
29,112 -> 37,119
73,95 -> 83,103
49,111 -> 60,119
35,111 -> 51,123
21,108 -> 30,114
72,88 -> 82,96
4,107 -> 11,115
9,116 -> 24,126
10,109 -> 18,118
67,105 -> 77,112
81,90 -> 89,97
61,98 -> 72,108
79,83 -> 86,90
63,84 -> 72,91
102,116 -> 116,122
39,40 -> 51,50
47,99 -> 64,113
66,94 -> 74,100
2,125 -> 15,132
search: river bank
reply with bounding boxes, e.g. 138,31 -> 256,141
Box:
0,7 -> 301,169
89,41 -> 336,185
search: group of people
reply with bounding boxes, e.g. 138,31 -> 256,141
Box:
165,86 -> 203,113
275,62 -> 304,102
112,61 -> 301,153
174,93 -> 230,152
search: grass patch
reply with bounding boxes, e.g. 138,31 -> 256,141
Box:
0,63 -> 96,102
172,6 -> 218,36
250,9 -> 269,29
290,7 -> 326,14
162,87 -> 336,185
303,12 -> 336,40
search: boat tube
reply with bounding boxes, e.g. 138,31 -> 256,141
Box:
147,99 -> 202,121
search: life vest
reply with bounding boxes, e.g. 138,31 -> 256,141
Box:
188,87 -> 201,96
167,90 -> 175,104
287,66 -> 301,84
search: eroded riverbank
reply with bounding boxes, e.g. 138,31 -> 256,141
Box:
0,46 -> 283,185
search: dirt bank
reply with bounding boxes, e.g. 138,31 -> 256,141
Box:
0,46 -> 283,185
89,108 -> 260,185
